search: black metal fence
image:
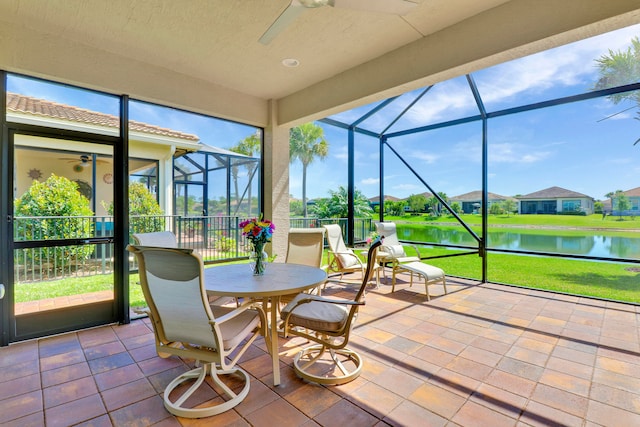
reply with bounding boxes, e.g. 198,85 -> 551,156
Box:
12,215 -> 365,282
289,217 -> 374,244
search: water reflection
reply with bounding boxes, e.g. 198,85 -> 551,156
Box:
404,227 -> 640,259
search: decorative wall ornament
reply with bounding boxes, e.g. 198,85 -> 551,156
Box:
103,173 -> 113,184
28,168 -> 42,180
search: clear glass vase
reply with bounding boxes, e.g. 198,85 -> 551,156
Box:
250,242 -> 268,275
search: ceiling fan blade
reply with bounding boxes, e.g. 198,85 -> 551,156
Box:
259,1 -> 307,45
330,0 -> 417,15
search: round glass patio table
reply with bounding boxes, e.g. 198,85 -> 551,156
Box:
204,263 -> 327,386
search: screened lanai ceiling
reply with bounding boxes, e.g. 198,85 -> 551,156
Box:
1,0 -> 639,127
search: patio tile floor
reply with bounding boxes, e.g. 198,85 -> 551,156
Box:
1,273 -> 639,426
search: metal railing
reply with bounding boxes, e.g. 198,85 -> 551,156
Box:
289,217 -> 374,244
13,215 -> 254,282
12,215 -> 371,282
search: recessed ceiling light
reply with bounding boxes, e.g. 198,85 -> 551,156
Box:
282,58 -> 300,68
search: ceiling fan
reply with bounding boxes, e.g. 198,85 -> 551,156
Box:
259,0 -> 418,45
59,154 -> 109,168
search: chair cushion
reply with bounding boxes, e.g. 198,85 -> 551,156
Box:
337,250 -> 359,268
211,305 -> 260,351
399,262 -> 445,280
395,255 -> 420,264
384,244 -> 406,257
281,294 -> 349,333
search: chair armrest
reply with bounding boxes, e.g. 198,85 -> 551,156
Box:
289,294 -> 364,310
211,298 -> 266,326
408,244 -> 421,259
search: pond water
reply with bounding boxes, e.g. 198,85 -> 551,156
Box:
401,227 -> 640,259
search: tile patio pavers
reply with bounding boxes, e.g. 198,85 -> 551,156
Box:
1,275 -> 639,426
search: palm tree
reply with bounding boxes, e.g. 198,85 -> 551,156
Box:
311,186 -> 372,219
593,36 -> 640,145
230,131 -> 261,216
605,191 -> 615,215
289,123 -> 329,217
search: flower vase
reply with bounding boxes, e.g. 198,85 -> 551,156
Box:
250,242 -> 268,275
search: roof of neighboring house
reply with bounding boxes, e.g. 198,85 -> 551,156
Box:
395,192 -> 434,201
7,93 -> 199,142
517,186 -> 592,200
624,186 -> 640,197
450,190 -> 510,201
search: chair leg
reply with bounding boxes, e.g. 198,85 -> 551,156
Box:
424,279 -> 431,301
163,363 -> 251,418
293,344 -> 363,386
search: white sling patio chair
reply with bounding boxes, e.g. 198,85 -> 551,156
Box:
132,231 -> 178,247
323,223 -> 379,287
132,230 -> 234,305
280,228 -> 327,307
127,245 -> 265,418
375,221 -> 421,284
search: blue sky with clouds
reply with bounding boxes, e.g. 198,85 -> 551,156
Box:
8,23 -> 640,203
294,22 -> 640,201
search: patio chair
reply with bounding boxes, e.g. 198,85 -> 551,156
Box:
285,228 -> 326,268
132,231 -> 178,247
375,222 -> 421,284
280,228 -> 327,310
323,223 -> 379,287
132,230 -> 235,305
280,237 -> 382,385
127,245 -> 265,418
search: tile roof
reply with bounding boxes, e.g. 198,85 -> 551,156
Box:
517,186 -> 592,199
6,93 -> 199,141
450,190 -> 510,201
624,186 -> 640,197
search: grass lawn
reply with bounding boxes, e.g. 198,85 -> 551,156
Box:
416,247 -> 640,303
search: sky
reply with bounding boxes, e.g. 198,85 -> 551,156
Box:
8,22 -> 640,203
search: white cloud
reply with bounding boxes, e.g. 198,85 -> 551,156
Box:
392,183 -> 420,192
607,157 -> 635,165
361,177 -> 379,185
454,140 -> 552,164
332,145 -> 348,161
414,152 -> 439,163
490,143 -> 551,163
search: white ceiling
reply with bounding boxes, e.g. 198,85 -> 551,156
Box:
1,0 -> 640,126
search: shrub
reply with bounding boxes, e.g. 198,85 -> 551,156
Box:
14,174 -> 95,271
558,211 -> 587,216
211,231 -> 236,253
102,182 -> 164,234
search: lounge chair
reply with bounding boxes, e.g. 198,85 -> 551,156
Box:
375,221 -> 421,284
323,223 -> 379,287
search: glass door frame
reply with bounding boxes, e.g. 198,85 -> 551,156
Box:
2,122 -> 128,344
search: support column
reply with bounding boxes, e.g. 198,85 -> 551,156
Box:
263,99 -> 290,262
